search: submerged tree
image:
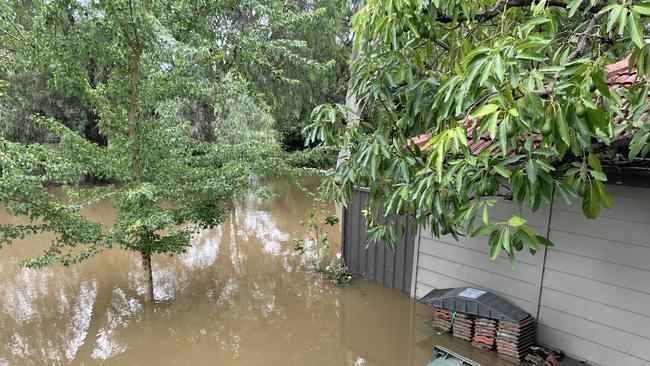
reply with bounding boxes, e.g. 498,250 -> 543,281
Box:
308,1 -> 650,262
0,0 -> 302,302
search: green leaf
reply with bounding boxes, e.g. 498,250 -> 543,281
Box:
535,235 -> 553,246
588,153 -> 603,171
607,5 -> 623,33
507,216 -> 526,227
518,226 -> 539,253
586,107 -> 609,131
590,170 -> 608,181
516,51 -> 546,61
472,223 -> 497,237
472,104 -> 499,118
568,0 -> 582,17
498,117 -> 508,156
493,165 -> 511,178
483,205 -> 489,225
555,109 -> 571,145
582,184 -> 601,219
493,54 -> 504,80
629,131 -> 649,159
628,14 -> 645,49
595,181 -> 613,209
619,8 -> 629,36
633,4 -> 650,16
406,19 -> 420,37
490,232 -> 502,260
526,160 -> 537,183
592,72 -> 614,100
500,228 -> 511,254
597,3 -> 620,15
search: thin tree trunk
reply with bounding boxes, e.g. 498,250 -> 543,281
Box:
140,250 -> 155,303
336,2 -> 364,228
336,2 -> 363,168
201,102 -> 215,142
128,48 -> 143,185
126,4 -> 154,302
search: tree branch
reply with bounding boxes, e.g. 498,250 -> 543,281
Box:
541,12 -> 605,96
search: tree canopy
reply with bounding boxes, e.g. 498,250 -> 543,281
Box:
0,0 -> 327,302
0,0 -> 349,151
308,0 -> 650,262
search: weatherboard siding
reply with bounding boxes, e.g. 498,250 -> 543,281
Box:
414,199 -> 549,316
412,185 -> 650,366
537,185 -> 650,366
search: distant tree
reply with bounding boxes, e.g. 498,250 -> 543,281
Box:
0,1 -> 349,151
0,0 -> 300,302
163,0 -> 351,150
307,1 -> 650,262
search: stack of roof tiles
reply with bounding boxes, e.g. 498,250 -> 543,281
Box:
471,317 -> 497,350
496,316 -> 537,363
451,313 -> 474,342
431,308 -> 453,331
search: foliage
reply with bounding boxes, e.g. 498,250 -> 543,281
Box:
227,0 -> 351,151
160,74 -> 277,144
293,187 -> 340,266
0,0 -> 350,151
0,0 -> 307,301
322,260 -> 353,285
307,0 -> 650,263
137,0 -> 350,148
293,186 -> 351,285
287,145 -> 339,170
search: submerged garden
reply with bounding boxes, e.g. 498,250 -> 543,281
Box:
1,0 -> 649,365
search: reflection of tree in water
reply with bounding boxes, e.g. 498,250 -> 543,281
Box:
0,180 -> 352,365
90,288 -> 141,360
0,263 -> 99,364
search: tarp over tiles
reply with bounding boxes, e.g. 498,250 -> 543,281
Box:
419,287 -> 530,323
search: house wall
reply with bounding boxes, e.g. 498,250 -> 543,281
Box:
412,185 -> 650,366
413,199 -> 550,314
537,185 -> 650,366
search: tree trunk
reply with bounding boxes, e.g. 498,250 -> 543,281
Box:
126,6 -> 151,302
336,2 -> 364,226
336,2 -> 363,169
141,250 -> 155,303
201,102 -> 215,142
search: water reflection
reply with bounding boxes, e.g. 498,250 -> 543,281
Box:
92,288 -> 141,360
0,177 -> 508,366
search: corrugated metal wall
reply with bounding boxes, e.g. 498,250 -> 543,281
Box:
412,185 -> 650,366
343,188 -> 415,292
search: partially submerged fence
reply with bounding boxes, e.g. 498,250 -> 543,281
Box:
342,187 -> 416,293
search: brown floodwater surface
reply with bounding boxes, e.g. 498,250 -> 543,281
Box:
0,178 -> 514,366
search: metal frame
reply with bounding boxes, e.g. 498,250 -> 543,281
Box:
410,224 -> 422,298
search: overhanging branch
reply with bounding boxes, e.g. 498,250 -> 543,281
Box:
428,0 -> 607,24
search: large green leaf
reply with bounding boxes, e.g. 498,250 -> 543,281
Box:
582,184 -> 601,219
472,104 -> 500,118
628,14 -> 645,48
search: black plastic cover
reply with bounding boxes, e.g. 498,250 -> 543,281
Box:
419,287 -> 530,323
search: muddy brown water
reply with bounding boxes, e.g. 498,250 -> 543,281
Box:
0,178 -> 513,366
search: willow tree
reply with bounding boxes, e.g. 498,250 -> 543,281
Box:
0,0 -> 300,302
308,0 -> 650,262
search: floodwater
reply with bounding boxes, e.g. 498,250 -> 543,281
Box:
0,178 -> 511,366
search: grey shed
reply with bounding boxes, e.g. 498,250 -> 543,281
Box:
419,287 -> 530,323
